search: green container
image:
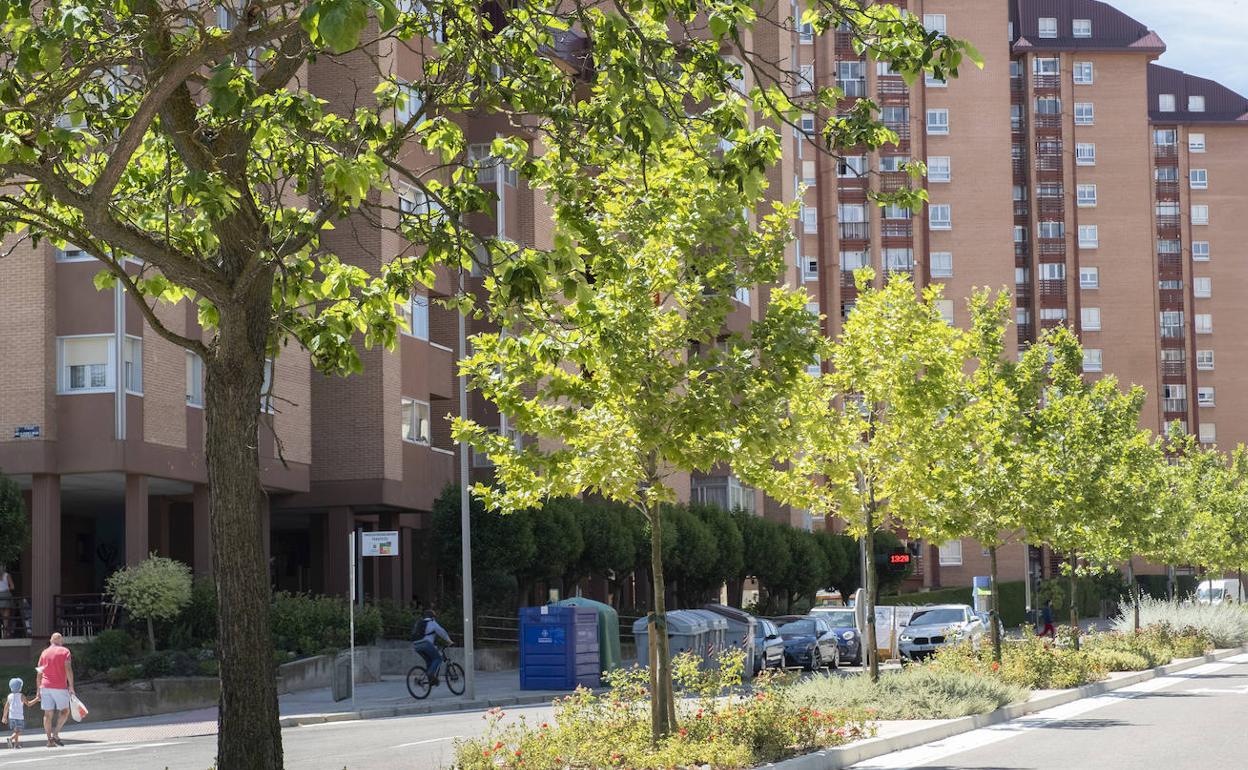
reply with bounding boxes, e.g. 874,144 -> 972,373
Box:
556,597 -> 621,675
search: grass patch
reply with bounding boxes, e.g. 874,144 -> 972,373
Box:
790,666 -> 1028,720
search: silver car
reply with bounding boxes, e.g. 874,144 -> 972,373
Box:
898,604 -> 985,661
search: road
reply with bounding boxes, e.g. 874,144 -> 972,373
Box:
3,657 -> 1245,769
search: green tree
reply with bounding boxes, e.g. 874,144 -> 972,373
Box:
516,498 -> 584,602
0,472 -> 28,569
691,503 -> 745,601
570,500 -> 642,604
777,526 -> 829,612
432,485 -> 536,610
738,514 -> 793,614
106,555 -> 193,652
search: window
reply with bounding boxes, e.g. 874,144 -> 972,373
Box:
1159,279 -> 1183,290
1197,350 -> 1215,370
879,155 -> 906,173
1075,143 -> 1096,165
1081,307 -> 1101,331
1074,102 -> 1094,125
1189,133 -> 1206,152
467,143 -> 518,186
1077,184 -> 1097,207
923,14 -> 946,34
1155,166 -> 1178,182
884,248 -> 913,271
399,293 -> 430,339
1033,58 -> 1060,75
394,81 -> 425,126
1015,267 -> 1030,284
1192,241 -> 1210,261
803,160 -> 817,186
1038,221 -> 1064,239
57,336 -> 112,393
802,246 -> 819,281
926,109 -> 949,135
1082,349 -> 1103,372
1198,387 -> 1216,407
186,352 -> 204,407
1194,277 -> 1212,298
839,250 -> 867,270
1196,314 -> 1213,334
925,72 -> 947,88
1160,310 -> 1184,338
1192,205 -> 1209,225
838,203 -> 866,223
1159,94 -> 1176,113
1037,184 -> 1063,198
1073,18 -> 1092,37
882,106 -> 909,125
799,20 -> 814,43
54,243 -> 93,262
877,60 -> 899,77
398,184 -> 443,223
1016,308 -> 1031,325
1080,267 -> 1099,289
124,336 -> 142,394
1034,96 -> 1061,114
927,156 -> 951,182
1154,128 -> 1177,146
1189,95 -> 1206,112
800,113 -> 816,134
883,204 -> 912,220
1199,423 -> 1216,444
1074,61 -> 1094,84
1038,17 -> 1057,38
935,299 -> 954,324
1158,239 -> 1181,254
1156,202 -> 1180,217
930,252 -> 953,278
1039,262 -> 1066,280
798,64 -> 814,94
260,359 -> 275,413
1190,169 -> 1208,189
1040,308 -> 1067,321
837,61 -> 864,96
837,155 -> 868,178
800,206 -> 818,233
1013,225 -> 1027,244
939,540 -> 963,566
400,398 -> 432,444
928,204 -> 951,230
1078,225 -> 1099,248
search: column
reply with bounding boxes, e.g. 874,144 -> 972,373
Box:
378,513 -> 402,601
125,474 -> 149,565
323,507 -> 353,598
30,474 -> 61,638
400,528 -> 414,605
192,484 -> 213,577
149,498 -> 171,558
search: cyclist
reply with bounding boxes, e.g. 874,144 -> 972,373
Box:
411,609 -> 452,684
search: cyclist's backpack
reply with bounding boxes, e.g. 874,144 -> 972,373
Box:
412,618 -> 429,641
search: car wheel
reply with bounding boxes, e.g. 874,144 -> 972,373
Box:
810,649 -> 822,671
829,646 -> 839,670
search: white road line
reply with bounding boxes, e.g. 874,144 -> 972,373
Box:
0,741 -> 184,766
391,736 -> 457,748
853,658 -> 1246,769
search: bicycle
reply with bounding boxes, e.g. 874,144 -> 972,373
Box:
406,645 -> 465,699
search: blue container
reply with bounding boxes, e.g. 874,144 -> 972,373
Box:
518,605 -> 600,690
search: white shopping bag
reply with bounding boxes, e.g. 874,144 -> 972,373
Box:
69,694 -> 88,723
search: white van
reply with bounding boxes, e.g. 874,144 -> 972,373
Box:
1196,578 -> 1245,604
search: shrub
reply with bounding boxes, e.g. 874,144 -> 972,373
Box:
165,578 -> 218,650
105,664 -> 141,684
106,555 -> 193,651
1112,597 -> 1248,648
80,629 -> 140,675
270,593 -> 382,658
453,651 -> 874,769
373,599 -> 417,640
928,632 -> 1106,690
1086,648 -> 1151,672
790,666 -> 1028,720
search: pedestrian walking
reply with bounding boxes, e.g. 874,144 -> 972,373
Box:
36,633 -> 74,748
1040,599 -> 1056,639
2,678 -> 38,749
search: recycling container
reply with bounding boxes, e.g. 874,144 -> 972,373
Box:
556,597 -> 622,675
518,605 -> 600,690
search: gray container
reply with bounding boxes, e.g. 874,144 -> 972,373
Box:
630,610 -> 710,667
686,609 -> 729,661
701,604 -> 756,675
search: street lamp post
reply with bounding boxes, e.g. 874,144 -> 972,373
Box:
458,270 -> 476,702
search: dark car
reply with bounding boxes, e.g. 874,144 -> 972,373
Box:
777,616 -> 840,670
753,618 -> 785,673
810,606 -> 863,666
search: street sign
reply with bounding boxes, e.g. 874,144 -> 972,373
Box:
360,531 -> 400,557
13,425 -> 40,439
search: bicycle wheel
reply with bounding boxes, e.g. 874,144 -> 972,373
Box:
444,661 -> 466,695
406,664 -> 432,700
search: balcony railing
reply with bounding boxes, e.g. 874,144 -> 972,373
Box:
884,121 -> 911,141
1011,117 -> 1026,134
1014,201 -> 1030,217
1016,323 -> 1034,342
1158,254 -> 1183,274
54,594 -> 120,639
1033,74 -> 1061,90
1011,158 -> 1026,177
881,221 -> 913,238
1155,180 -> 1180,199
1014,243 -> 1030,258
839,222 -> 870,240
1038,278 -> 1067,297
879,171 -> 909,192
1155,214 -> 1181,229
1163,399 -> 1189,414
1038,239 -> 1066,257
1034,114 -> 1063,131
1159,289 -> 1185,308
1034,155 -> 1062,173
878,78 -> 908,98
841,269 -> 859,289
1162,360 -> 1187,377
1154,144 -> 1179,161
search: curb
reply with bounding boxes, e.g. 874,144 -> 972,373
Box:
762,644 -> 1248,769
278,692 -> 560,728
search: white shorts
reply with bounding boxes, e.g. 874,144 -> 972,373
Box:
41,688 -> 70,711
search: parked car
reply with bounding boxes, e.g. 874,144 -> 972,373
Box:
753,618 -> 785,673
898,604 -> 984,661
776,616 -> 841,670
1196,578 -> 1245,604
809,606 -> 863,666
975,610 -> 1006,641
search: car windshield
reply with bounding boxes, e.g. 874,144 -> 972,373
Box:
779,620 -> 817,637
909,609 -> 965,625
1197,588 -> 1223,601
816,610 -> 856,627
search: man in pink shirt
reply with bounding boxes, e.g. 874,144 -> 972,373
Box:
37,633 -> 74,748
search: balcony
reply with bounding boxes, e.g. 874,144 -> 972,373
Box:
1039,278 -> 1067,297
1158,253 -> 1183,274
1011,117 -> 1026,135
1160,323 -> 1185,340
884,121 -> 911,141
1014,243 -> 1030,259
1016,323 -> 1034,343
841,269 -> 858,289
1037,200 -> 1064,218
1034,114 -> 1063,132
881,221 -> 913,239
1163,399 -> 1189,415
840,79 -> 867,98
1155,214 -> 1181,231
1034,154 -> 1062,173
1159,289 -> 1185,308
839,221 -> 870,241
1154,144 -> 1179,161
1015,283 -> 1032,302
1013,201 -> 1030,217
1033,74 -> 1061,91
1038,239 -> 1066,257
834,31 -> 856,53
1162,360 -> 1187,378
879,171 -> 909,192
1011,158 -> 1026,177
878,77 -> 908,101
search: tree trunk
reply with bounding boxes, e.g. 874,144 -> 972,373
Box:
205,308 -> 283,770
989,545 -> 1002,664
147,617 -> 157,653
645,502 -> 676,740
863,500 -> 879,681
1127,558 -> 1140,632
1068,553 -> 1079,651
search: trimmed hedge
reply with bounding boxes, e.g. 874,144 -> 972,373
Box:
880,582 -> 1027,627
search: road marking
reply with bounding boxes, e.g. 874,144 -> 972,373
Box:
391,736 -> 457,748
853,658 -> 1245,769
0,741 -> 184,766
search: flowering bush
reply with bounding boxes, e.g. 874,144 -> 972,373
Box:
453,651 -> 874,769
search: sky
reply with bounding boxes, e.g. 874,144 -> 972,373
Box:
1125,0 -> 1248,95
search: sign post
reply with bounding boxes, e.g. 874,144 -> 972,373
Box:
348,531 -> 356,709
348,531 -> 400,708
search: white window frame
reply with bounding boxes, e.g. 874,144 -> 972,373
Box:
1072,19 -> 1092,38
798,64 -> 815,94
1039,308 -> 1067,321
927,156 -> 951,183
1039,262 -> 1066,281
1081,307 -> 1102,331
1199,423 -> 1216,444
1083,349 -> 1103,372
1074,102 -> 1094,126
466,143 -> 518,186
1192,205 -> 1210,225
1189,95 -> 1206,113
399,293 -> 431,340
57,335 -> 114,395
938,540 -> 963,566
54,243 -> 94,262
1196,314 -> 1213,334
1159,94 -> 1176,113
923,13 -> 946,34
1078,225 -> 1099,249
1038,221 -> 1064,239
935,299 -> 954,324
400,397 -> 432,444
928,204 -> 952,230
930,251 -> 953,278
394,81 -> 425,126
1075,143 -> 1096,165
1197,350 -> 1215,370
1198,387 -> 1216,407
1192,241 -> 1210,261
1079,267 -> 1100,289
1189,133 -> 1206,152
186,351 -> 204,408
1038,17 -> 1057,38
799,20 -> 814,44
1073,61 -> 1094,85
123,336 -> 142,395
802,206 -> 818,234
837,155 -> 868,178
1190,169 -> 1208,190
800,113 -> 816,134
1193,277 -> 1212,298
1033,57 -> 1059,76
926,108 -> 949,135
1076,184 -> 1097,207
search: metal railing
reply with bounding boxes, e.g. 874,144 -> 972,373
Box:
1034,114 -> 1063,131
1038,278 -> 1067,297
1038,239 -> 1066,257
1162,360 -> 1187,377
0,597 -> 31,639
881,221 -> 913,238
1033,74 -> 1061,90
1154,144 -> 1179,161
53,594 -> 119,639
877,78 -> 908,98
1155,180 -> 1180,199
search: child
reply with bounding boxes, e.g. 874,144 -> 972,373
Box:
2,678 -> 38,749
